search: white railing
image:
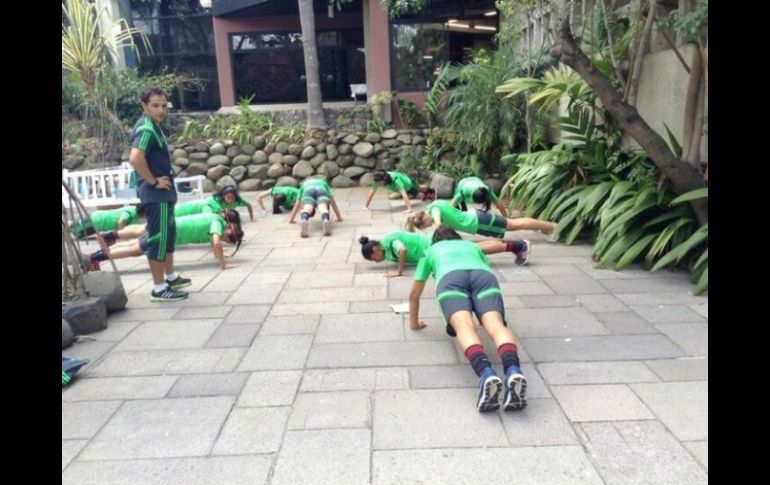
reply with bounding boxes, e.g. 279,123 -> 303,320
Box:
62,164 -> 206,208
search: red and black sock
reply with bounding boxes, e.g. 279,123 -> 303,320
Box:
497,343 -> 520,372
464,344 -> 492,377
89,250 -> 107,263
506,241 -> 525,253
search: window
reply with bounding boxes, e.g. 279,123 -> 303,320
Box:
230,29 -> 365,103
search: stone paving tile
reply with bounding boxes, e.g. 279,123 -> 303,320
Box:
259,314 -> 320,335
167,373 -> 249,398
288,391 -> 371,429
631,304 -> 706,323
644,357 -> 708,381
204,324 -> 260,348
307,341 -> 459,368
522,335 -> 686,362
654,323 -> 708,357
507,308 -> 610,338
89,349 -> 245,377
62,401 -> 122,439
114,319 -> 221,351
500,398 -> 578,446
62,440 -> 88,471
62,376 -> 177,401
300,367 -> 409,392
212,406 -> 289,454
222,304 -> 271,325
237,334 -> 313,370
594,311 -> 657,334
552,384 -> 654,421
316,312 -> 405,343
538,361 -> 659,385
631,381 -> 708,441
236,370 -> 302,407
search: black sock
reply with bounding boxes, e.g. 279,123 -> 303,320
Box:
89,250 -> 106,262
300,212 -> 310,221
321,212 -> 330,222
464,344 -> 492,377
497,343 -> 521,373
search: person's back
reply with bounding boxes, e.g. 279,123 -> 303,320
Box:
415,239 -> 491,284
300,178 -> 333,198
380,231 -> 431,264
174,198 -> 216,217
272,186 -> 300,209
424,200 -> 479,234
175,213 -> 226,245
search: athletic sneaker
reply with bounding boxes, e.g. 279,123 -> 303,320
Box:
166,275 -> 192,290
89,260 -> 101,272
323,220 -> 331,236
476,367 -> 503,412
150,287 -> 189,302
502,367 -> 528,411
99,230 -> 118,246
300,220 -> 309,238
515,239 -> 531,266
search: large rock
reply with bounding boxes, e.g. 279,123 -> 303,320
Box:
226,145 -> 241,158
365,133 -> 382,143
292,160 -> 315,178
62,297 -> 107,335
396,134 -> 412,144
248,164 -> 270,179
317,161 -> 340,179
354,156 -> 376,169
174,157 -> 190,168
276,176 -> 299,187
264,142 -> 276,154
172,165 -> 184,176
195,142 -> 210,152
189,152 -> 209,161
382,129 -> 398,139
316,142 -> 327,153
209,142 -> 225,155
338,154 -> 355,168
310,153 -> 327,169
484,178 -> 505,196
216,175 -> 237,190
261,178 -> 276,189
62,318 -> 74,349
288,143 -> 303,156
353,142 -> 374,158
230,165 -> 248,182
239,179 -> 261,192
359,172 -> 375,187
301,146 -> 317,159
275,141 -> 290,154
252,136 -> 266,148
343,166 -> 367,179
186,162 -> 209,176
282,155 -> 299,166
326,144 -> 339,160
267,163 -> 287,178
232,154 -> 251,166
342,134 -> 359,144
268,152 -> 284,165
203,179 -> 217,193
207,164 -> 230,180
331,175 -> 356,188
241,144 -> 256,155
373,143 -> 386,155
252,150 -> 268,164
431,173 -> 456,199
172,148 -> 187,160
84,272 -> 127,312
207,154 -> 230,167
381,139 -> 400,148
412,135 -> 426,145
339,144 -> 352,155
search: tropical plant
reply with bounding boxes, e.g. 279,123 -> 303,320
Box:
396,98 -> 421,128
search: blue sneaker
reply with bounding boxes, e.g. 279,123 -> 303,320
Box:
476,368 -> 502,412
502,367 -> 527,411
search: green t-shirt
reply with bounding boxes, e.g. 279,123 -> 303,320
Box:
215,197 -> 249,210
374,171 -> 414,193
299,178 -> 333,199
414,239 -> 494,284
90,207 -> 138,231
174,213 -> 226,245
379,231 -> 431,264
452,176 -> 498,206
174,198 -> 216,217
272,186 -> 300,209
425,200 -> 478,234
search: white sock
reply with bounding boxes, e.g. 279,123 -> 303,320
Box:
154,283 -> 169,293
165,272 -> 178,281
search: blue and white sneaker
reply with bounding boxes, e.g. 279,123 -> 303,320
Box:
502,367 -> 528,411
515,239 -> 531,266
476,367 -> 503,412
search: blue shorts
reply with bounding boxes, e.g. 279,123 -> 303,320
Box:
435,269 -> 507,337
302,187 -> 330,207
142,202 -> 175,261
475,209 -> 507,238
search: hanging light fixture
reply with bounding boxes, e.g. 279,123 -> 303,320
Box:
200,0 -> 212,9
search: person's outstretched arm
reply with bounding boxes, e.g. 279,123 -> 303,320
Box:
363,187 -> 377,209
330,198 -> 343,221
243,200 -> 255,222
386,247 -> 408,278
408,280 -> 427,330
399,188 -> 412,212
495,200 -> 508,218
210,234 -> 234,269
288,199 -> 301,223
255,190 -> 271,214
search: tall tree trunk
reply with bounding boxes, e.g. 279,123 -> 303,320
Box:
626,0 -> 657,106
550,15 -> 707,224
298,0 -> 327,129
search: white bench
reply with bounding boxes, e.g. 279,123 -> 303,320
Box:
62,165 -> 206,208
350,83 -> 367,102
